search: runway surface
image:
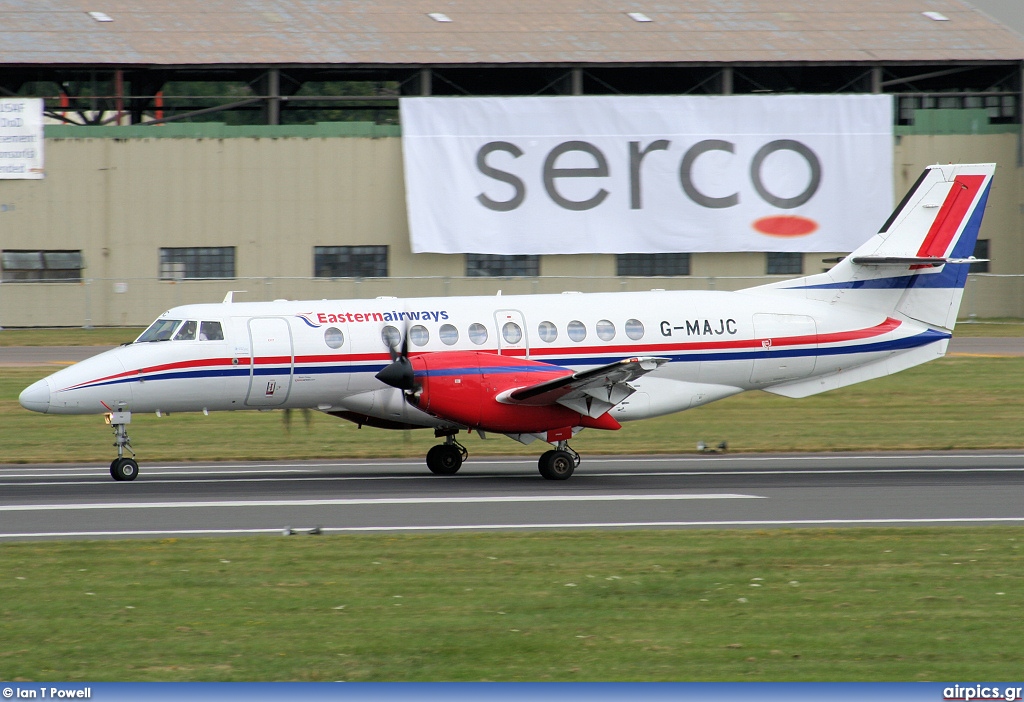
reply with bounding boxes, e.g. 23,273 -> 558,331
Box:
2,453 -> 1024,541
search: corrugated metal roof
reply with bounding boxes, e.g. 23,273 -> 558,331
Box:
1,0 -> 1022,66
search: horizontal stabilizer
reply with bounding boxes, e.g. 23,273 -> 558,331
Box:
851,256 -> 988,267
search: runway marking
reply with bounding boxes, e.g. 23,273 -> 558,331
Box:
0,493 -> 762,512
3,516 -> 1024,540
3,452 -> 1024,480
3,464 -> 1024,487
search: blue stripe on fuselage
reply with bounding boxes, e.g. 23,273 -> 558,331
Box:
60,330 -> 949,392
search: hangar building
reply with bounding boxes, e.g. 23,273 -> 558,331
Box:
0,0 -> 1022,326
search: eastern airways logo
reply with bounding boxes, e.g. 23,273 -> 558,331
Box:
296,310 -> 450,328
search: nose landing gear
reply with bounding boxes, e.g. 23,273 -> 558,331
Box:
106,411 -> 139,481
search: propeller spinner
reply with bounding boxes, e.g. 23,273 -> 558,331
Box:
375,325 -> 417,391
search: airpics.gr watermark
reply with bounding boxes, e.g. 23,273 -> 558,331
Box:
944,685 -> 1024,701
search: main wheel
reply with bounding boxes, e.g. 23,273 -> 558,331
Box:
110,457 -> 139,482
538,450 -> 575,480
426,444 -> 463,475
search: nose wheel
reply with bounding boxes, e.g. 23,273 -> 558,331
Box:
106,411 -> 139,481
110,457 -> 139,481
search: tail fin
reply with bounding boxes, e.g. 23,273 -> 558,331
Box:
750,163 -> 995,330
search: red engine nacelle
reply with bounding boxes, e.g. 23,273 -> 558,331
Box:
409,351 -> 621,435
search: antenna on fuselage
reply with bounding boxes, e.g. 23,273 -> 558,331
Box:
222,291 -> 248,304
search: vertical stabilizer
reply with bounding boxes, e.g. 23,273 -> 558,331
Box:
749,163 -> 995,330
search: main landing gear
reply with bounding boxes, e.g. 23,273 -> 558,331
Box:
106,411 -> 139,481
538,442 -> 580,481
423,431 -> 581,481
426,431 -> 468,475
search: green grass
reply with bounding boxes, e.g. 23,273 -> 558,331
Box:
0,327 -> 144,346
3,341 -> 1024,682
3,356 -> 1024,464
1,529 -> 1021,681
953,319 -> 1024,337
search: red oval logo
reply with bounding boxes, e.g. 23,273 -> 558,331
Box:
753,215 -> 818,237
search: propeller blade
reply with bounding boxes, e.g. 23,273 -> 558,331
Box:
378,315 -> 416,391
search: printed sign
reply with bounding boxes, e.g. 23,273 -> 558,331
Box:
401,95 -> 893,253
0,98 -> 44,179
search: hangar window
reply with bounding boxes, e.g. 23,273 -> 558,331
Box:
159,247 -> 235,280
567,320 -> 587,342
314,246 -> 388,278
538,321 -> 558,343
1,250 -> 84,282
617,253 -> 690,276
466,254 -> 539,277
766,252 -> 803,275
625,319 -> 645,340
469,323 -> 488,345
439,324 -> 459,345
409,324 -> 429,346
970,239 -> 990,273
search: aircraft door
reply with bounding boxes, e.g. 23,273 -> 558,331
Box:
246,317 -> 294,406
494,309 -> 529,358
750,313 -> 817,385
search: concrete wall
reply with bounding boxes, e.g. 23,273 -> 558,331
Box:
1,124 -> 1021,327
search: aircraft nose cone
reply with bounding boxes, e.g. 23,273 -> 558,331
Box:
19,378 -> 52,414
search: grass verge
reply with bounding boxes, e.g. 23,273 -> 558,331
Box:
0,528 -> 1021,681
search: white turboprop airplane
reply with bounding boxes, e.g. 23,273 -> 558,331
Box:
21,163 -> 994,481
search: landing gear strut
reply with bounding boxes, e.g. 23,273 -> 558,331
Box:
106,411 -> 139,482
538,442 -> 579,481
426,431 -> 468,475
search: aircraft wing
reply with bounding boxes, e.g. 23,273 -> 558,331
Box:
497,356 -> 669,419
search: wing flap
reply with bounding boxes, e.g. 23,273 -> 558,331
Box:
497,356 -> 669,418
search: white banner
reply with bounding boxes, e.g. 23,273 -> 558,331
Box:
0,98 -> 43,180
401,95 -> 893,254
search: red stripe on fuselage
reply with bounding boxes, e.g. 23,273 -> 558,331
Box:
64,318 -> 903,391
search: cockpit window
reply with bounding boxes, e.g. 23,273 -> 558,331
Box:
200,321 -> 224,341
174,320 -> 197,341
136,319 -> 181,343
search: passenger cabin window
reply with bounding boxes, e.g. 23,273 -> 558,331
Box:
439,324 -> 459,346
469,323 -> 488,345
625,319 -> 645,340
381,326 -> 401,350
200,321 -> 224,341
567,320 -> 587,342
137,319 -> 181,343
410,325 -> 429,346
596,320 -> 615,341
502,322 -> 523,344
174,320 -> 198,341
538,321 -> 557,343
324,327 -> 344,349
